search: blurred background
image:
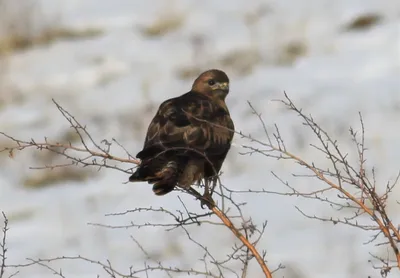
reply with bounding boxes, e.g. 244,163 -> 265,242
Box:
0,0 -> 399,277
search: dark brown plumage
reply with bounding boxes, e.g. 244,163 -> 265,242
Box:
129,69 -> 235,196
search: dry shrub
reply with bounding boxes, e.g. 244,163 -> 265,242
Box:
177,47 -> 262,81
23,167 -> 94,189
0,0 -> 103,55
344,13 -> 382,31
138,2 -> 185,38
0,0 -> 104,110
140,13 -> 185,37
1,94 -> 398,277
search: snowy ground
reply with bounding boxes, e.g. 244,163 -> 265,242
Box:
0,0 -> 399,277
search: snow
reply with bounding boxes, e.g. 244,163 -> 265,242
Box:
0,0 -> 399,277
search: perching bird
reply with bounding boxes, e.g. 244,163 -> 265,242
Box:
129,69 -> 234,198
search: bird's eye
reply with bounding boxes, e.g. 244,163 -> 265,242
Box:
208,79 -> 215,86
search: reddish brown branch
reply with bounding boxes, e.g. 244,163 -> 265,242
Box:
186,188 -> 273,278
211,206 -> 272,278
238,92 -> 400,270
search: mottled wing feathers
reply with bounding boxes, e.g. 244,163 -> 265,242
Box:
137,92 -> 234,161
131,69 -> 234,196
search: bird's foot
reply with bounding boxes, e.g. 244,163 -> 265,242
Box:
200,187 -> 215,209
186,187 -> 215,209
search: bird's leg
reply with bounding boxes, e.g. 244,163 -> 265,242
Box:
201,178 -> 215,209
196,178 -> 203,190
204,178 -> 210,198
210,175 -> 218,196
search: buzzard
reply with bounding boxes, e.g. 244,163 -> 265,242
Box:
129,69 -> 234,199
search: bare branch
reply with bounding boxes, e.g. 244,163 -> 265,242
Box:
0,212 -> 8,278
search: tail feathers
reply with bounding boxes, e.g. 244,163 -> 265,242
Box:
129,163 -> 159,182
129,161 -> 179,196
152,181 -> 175,195
128,170 -> 142,182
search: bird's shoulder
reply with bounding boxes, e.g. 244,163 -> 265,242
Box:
156,91 -> 226,123
157,91 -> 235,138
138,91 -> 234,159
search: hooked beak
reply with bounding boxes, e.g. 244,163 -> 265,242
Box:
217,82 -> 229,92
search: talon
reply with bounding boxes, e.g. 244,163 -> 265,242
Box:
200,195 -> 215,209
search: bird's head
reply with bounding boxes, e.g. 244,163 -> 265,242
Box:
191,69 -> 230,100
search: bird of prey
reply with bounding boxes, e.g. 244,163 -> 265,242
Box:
129,69 -> 234,200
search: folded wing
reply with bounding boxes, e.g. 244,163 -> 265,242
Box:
137,92 -> 234,161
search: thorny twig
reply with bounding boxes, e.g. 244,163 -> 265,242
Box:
235,92 -> 400,272
192,92 -> 399,273
1,99 -> 274,277
0,212 -> 8,278
1,93 -> 398,276
0,99 -> 140,175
